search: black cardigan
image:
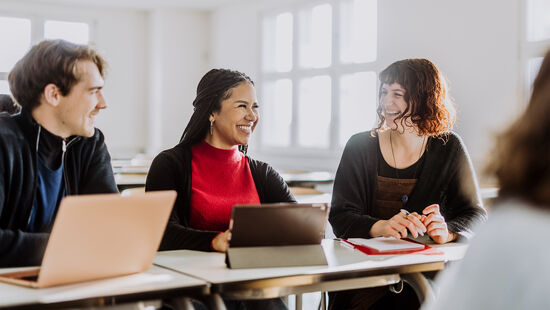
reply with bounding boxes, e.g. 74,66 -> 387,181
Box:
329,131 -> 487,240
146,143 -> 296,252
0,109 -> 118,267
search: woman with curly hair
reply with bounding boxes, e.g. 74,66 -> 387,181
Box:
328,59 -> 487,310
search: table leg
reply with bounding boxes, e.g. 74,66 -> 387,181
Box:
318,292 -> 327,310
295,294 -> 303,310
401,273 -> 435,305
206,293 -> 228,310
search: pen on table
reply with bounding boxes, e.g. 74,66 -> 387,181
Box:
336,238 -> 355,250
399,209 -> 424,236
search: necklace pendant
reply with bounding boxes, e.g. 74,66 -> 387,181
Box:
401,195 -> 409,204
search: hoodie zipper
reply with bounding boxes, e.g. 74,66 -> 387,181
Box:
27,126 -> 41,227
62,137 -> 78,195
27,129 -> 78,227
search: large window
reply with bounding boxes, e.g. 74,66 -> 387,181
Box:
259,0 -> 378,153
0,15 -> 90,96
523,0 -> 550,96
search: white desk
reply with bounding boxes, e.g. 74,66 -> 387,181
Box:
115,174 -> 147,187
155,239 -> 467,303
279,171 -> 335,187
295,193 -> 332,204
295,189 -> 498,205
0,265 -> 207,309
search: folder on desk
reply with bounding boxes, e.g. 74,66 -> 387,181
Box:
226,203 -> 329,269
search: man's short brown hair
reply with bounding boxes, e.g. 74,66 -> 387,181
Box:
8,39 -> 106,110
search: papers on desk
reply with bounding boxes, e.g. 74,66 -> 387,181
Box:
347,237 -> 425,253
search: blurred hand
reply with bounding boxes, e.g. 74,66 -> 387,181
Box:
370,211 -> 426,239
422,204 -> 455,244
211,230 -> 232,253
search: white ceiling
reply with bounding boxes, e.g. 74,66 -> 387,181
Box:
23,0 -> 247,10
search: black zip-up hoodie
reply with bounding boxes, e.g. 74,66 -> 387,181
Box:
0,108 -> 118,267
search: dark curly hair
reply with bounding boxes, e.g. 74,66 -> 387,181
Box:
486,50 -> 550,207
375,58 -> 455,136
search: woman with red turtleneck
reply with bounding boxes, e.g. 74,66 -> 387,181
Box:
146,69 -> 295,254
146,69 -> 294,310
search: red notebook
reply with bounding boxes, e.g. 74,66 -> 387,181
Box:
343,238 -> 443,255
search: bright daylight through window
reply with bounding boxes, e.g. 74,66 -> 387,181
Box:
260,0 -> 378,151
0,17 -> 89,96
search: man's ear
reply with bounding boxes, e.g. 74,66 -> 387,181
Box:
42,84 -> 61,107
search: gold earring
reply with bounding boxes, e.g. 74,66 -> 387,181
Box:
210,120 -> 214,136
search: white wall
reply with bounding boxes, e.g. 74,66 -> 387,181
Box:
210,0 -> 523,181
147,8 -> 210,155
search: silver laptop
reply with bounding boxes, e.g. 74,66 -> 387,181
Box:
0,190 -> 176,288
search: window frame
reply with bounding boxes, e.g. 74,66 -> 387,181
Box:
0,11 -> 95,95
520,0 -> 550,100
256,0 -> 379,159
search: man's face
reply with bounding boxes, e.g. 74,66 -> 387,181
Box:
56,60 -> 106,138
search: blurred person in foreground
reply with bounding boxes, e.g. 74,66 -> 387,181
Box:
422,50 -> 550,310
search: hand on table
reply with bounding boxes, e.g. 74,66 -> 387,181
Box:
211,229 -> 232,253
370,211 -> 427,239
422,204 -> 455,244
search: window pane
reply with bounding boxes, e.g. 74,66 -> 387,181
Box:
45,20 -> 89,44
262,79 -> 293,147
0,17 -> 31,72
261,17 -> 276,72
340,0 -> 377,63
262,13 -> 293,72
0,80 -> 10,95
339,72 -> 377,146
298,75 -> 331,148
527,0 -> 550,41
299,4 -> 332,69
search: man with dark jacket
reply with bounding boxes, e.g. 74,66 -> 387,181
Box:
0,39 -> 118,267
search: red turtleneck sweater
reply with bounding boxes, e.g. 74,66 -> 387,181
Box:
189,141 -> 260,231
